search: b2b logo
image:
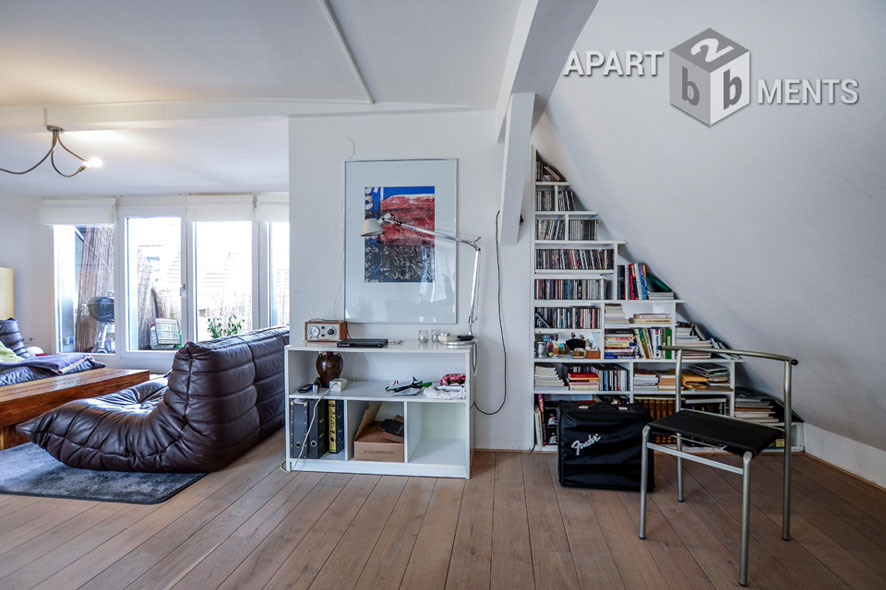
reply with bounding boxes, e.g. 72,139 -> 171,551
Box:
669,28 -> 750,125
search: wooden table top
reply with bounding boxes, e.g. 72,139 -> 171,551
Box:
0,368 -> 151,406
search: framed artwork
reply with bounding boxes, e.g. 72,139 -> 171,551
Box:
344,159 -> 457,324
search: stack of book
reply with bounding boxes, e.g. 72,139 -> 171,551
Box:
633,369 -> 660,393
604,329 -> 637,359
535,218 -> 566,240
647,271 -> 675,300
566,368 -> 600,391
674,323 -> 714,359
604,328 -> 673,360
535,248 -> 614,271
534,365 -> 567,391
535,278 -> 609,300
682,364 -> 732,391
734,394 -> 779,425
535,306 -> 600,329
630,313 -> 671,324
567,218 -> 597,240
657,370 -> 677,391
604,303 -> 629,326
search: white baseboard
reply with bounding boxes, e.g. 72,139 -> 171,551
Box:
803,424 -> 886,488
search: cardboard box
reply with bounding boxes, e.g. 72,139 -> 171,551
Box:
353,403 -> 404,463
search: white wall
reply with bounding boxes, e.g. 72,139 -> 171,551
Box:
0,194 -> 54,349
289,111 -> 532,450
532,0 -> 886,474
805,424 -> 886,488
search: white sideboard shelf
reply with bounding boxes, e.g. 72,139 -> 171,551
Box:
284,340 -> 473,478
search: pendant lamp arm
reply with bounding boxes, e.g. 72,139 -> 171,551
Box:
0,126 -> 93,177
0,132 -> 57,175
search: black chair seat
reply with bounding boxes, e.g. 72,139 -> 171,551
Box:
649,410 -> 782,457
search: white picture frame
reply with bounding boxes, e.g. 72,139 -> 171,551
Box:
344,159 -> 457,324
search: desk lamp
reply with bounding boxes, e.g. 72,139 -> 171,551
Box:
361,213 -> 480,346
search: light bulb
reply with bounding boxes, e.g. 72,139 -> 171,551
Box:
84,157 -> 103,169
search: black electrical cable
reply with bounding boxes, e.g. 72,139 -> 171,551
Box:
473,210 -> 507,416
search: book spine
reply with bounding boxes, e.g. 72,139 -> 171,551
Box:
640,263 -> 649,299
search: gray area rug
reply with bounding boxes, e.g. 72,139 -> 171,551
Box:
0,443 -> 205,504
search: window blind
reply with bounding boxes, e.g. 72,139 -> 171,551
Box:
186,194 -> 254,222
254,193 -> 289,223
39,197 -> 116,225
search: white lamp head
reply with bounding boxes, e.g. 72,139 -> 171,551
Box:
361,217 -> 385,237
361,213 -> 396,237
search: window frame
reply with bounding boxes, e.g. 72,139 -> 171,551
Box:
51,201 -> 287,370
51,224 -> 117,363
117,204 -> 188,365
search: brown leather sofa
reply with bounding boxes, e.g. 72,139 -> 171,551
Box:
18,326 -> 289,472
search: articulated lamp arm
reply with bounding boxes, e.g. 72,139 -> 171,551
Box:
362,213 -> 482,337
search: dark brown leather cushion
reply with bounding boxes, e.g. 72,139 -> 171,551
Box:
18,326 -> 289,472
0,318 -> 32,358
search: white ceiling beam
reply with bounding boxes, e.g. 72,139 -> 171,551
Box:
498,92 -> 535,246
0,100 -> 479,132
319,0 -> 374,105
495,0 -> 599,141
494,0 -> 538,141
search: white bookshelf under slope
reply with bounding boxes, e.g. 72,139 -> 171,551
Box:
531,154 -> 747,453
284,341 -> 472,478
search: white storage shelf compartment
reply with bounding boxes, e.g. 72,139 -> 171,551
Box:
284,341 -> 472,478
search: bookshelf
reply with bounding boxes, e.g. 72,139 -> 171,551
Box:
284,341 -> 472,478
531,155 -> 743,452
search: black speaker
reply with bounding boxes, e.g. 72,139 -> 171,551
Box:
557,401 -> 654,491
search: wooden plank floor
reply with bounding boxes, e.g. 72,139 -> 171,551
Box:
1,432 -> 884,590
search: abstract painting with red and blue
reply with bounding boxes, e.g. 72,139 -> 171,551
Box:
363,186 -> 436,283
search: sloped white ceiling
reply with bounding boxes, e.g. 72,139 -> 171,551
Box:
0,0 -> 369,105
330,0 -> 520,106
0,0 -> 522,196
0,0 -> 520,108
533,0 -> 886,450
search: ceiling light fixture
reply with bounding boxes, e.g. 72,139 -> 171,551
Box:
0,125 -> 103,178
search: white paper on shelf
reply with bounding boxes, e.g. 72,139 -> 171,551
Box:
424,386 -> 466,400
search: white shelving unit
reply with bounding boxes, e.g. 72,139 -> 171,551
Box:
284,341 -> 472,478
531,165 -> 741,452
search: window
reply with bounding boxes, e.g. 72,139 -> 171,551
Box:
54,225 -> 116,353
126,217 -> 184,351
195,221 -> 253,341
269,222 -> 290,326
52,203 -> 289,359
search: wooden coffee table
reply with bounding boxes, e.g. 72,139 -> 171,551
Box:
0,368 -> 150,449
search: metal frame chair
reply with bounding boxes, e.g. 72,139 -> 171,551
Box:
639,346 -> 798,586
